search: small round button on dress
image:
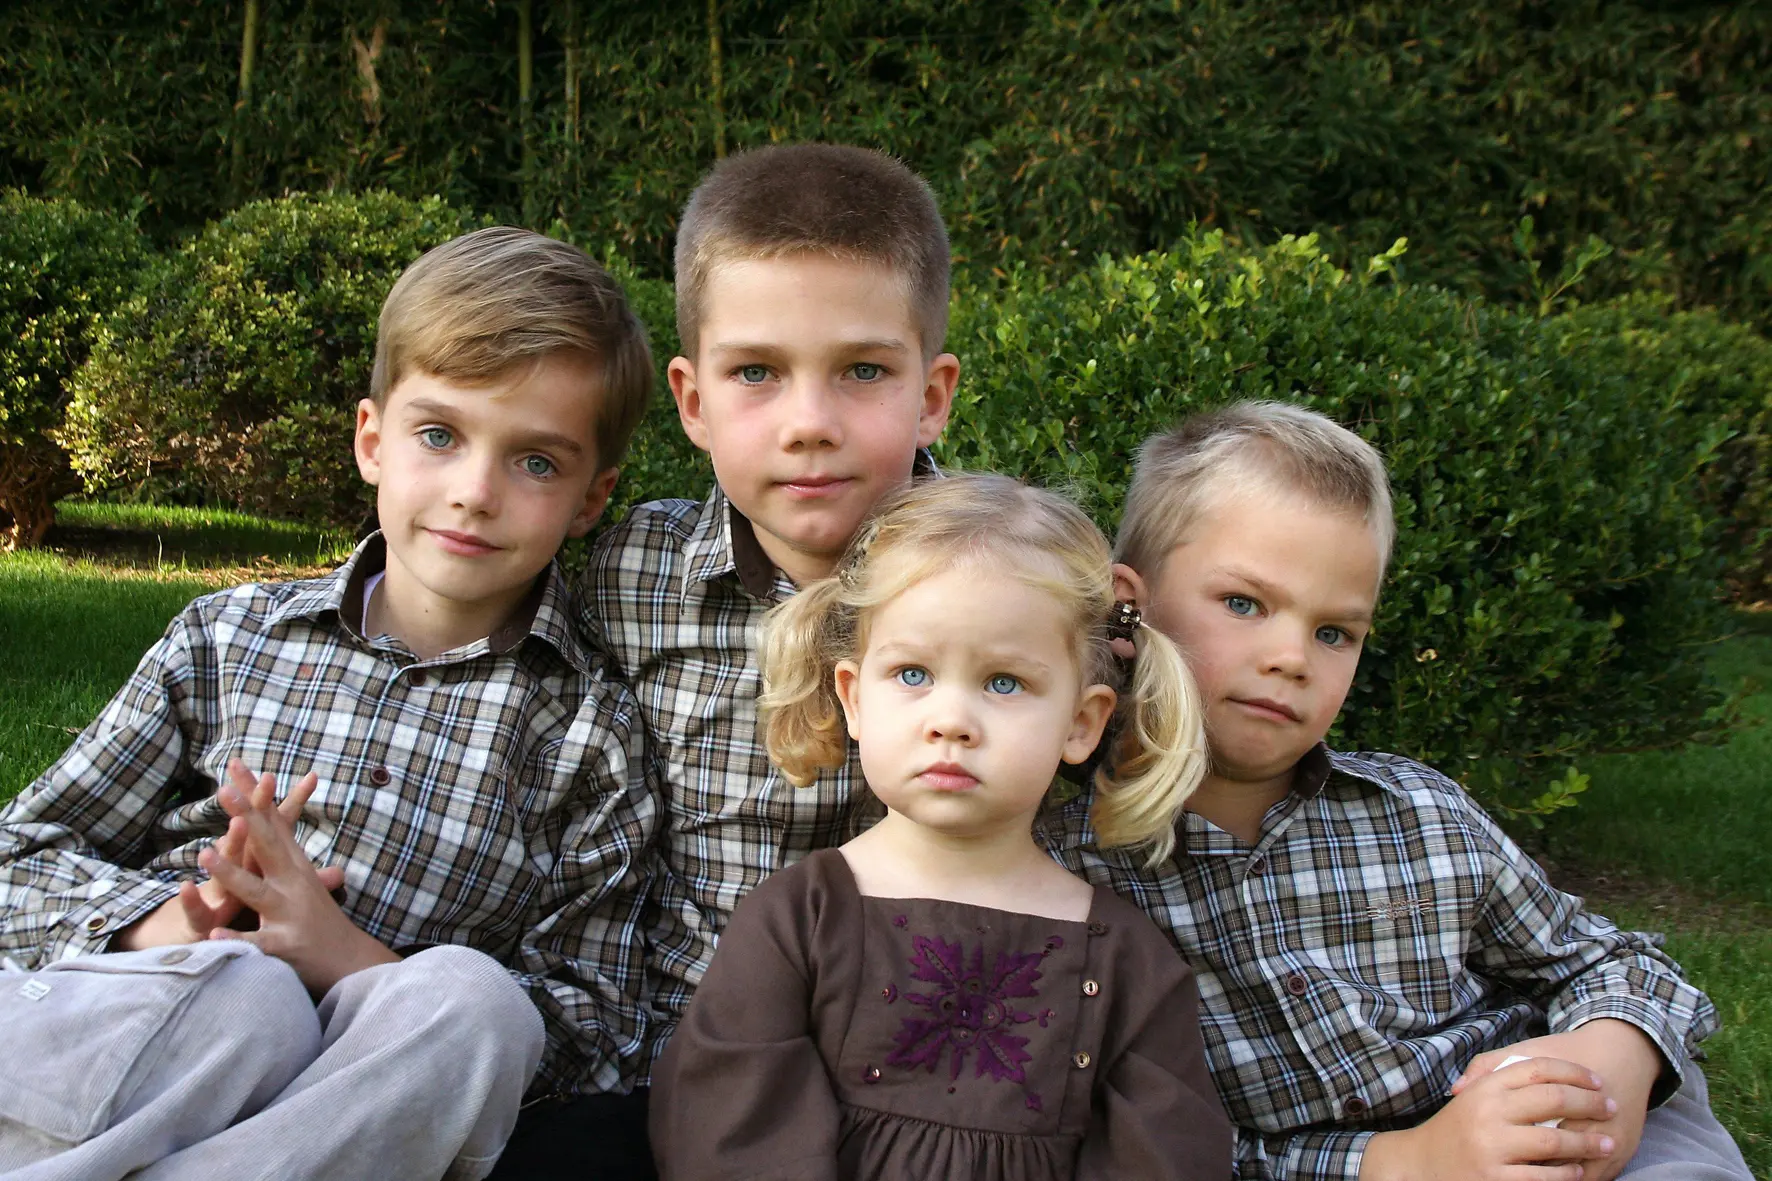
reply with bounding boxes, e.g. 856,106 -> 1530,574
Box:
1072,1051 -> 1091,1069
159,949 -> 191,965
1081,979 -> 1100,997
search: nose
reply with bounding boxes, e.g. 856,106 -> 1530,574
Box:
778,377 -> 843,452
922,684 -> 980,746
1260,622 -> 1311,680
449,450 -> 501,516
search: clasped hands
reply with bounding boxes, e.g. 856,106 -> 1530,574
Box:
116,758 -> 398,994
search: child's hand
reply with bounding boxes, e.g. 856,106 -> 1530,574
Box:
113,759 -> 340,951
1358,1057 -> 1619,1181
1453,1021 -> 1661,1181
198,775 -> 398,995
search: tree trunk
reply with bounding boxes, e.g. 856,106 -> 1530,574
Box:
707,0 -> 726,158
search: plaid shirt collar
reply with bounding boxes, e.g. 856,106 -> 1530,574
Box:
679,448 -> 944,603
269,533 -> 590,672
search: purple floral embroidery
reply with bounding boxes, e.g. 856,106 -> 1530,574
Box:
886,934 -> 1044,1088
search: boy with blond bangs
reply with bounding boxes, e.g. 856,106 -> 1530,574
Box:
0,227 -> 656,1181
1047,401 -> 1748,1181
575,143 -> 959,1139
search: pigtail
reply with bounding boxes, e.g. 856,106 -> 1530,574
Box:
1089,621 -> 1208,866
758,577 -> 854,787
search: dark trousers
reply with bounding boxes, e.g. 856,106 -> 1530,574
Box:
487,1088 -> 655,1181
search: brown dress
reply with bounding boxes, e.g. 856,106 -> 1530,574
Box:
649,849 -> 1230,1181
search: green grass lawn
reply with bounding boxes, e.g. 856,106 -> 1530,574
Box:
1,504 -> 1768,1174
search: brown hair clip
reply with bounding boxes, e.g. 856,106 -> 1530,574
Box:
1107,601 -> 1143,643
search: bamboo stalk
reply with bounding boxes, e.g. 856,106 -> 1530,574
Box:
707,0 -> 726,158
231,0 -> 259,191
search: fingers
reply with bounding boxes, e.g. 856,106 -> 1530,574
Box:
179,879 -> 231,933
1454,1048 -> 1513,1093
198,841 -> 270,910
316,865 -> 346,892
279,771 -> 321,821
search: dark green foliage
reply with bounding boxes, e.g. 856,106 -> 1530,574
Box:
2,2 -> 1767,325
0,192 -> 149,548
61,191 -> 472,525
940,231 -> 1751,818
1550,296 -> 1772,602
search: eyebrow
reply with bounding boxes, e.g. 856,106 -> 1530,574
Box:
1218,565 -> 1374,624
872,641 -> 1054,675
399,398 -> 585,458
709,337 -> 912,356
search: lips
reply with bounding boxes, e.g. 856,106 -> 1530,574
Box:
918,762 -> 979,791
427,528 -> 501,557
1231,697 -> 1303,723
777,474 -> 853,498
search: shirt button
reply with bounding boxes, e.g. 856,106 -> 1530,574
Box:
1343,1096 -> 1369,1116
1087,921 -> 1109,936
159,949 -> 191,965
863,1065 -> 881,1084
1247,854 -> 1266,875
83,914 -> 107,934
409,670 -> 427,687
1072,1051 -> 1092,1069
368,766 -> 391,787
1284,972 -> 1309,997
1081,979 -> 1100,997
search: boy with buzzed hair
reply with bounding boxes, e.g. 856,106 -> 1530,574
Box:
1047,400 -> 1749,1181
0,227 -> 657,1181
558,143 -> 959,1169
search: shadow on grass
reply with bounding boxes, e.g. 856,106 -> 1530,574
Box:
46,501 -> 355,574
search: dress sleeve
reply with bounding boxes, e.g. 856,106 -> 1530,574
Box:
1076,913 -> 1233,1180
648,863 -> 842,1181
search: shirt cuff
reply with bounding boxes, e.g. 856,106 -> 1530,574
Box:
1557,997 -> 1688,1107
49,878 -> 183,962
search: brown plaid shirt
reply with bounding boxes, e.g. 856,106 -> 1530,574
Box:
581,468 -> 955,1077
0,536 -> 655,1096
1042,745 -> 1719,1180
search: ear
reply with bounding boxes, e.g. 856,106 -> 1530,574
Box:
566,466 -> 621,539
1111,562 -> 1148,609
1061,684 -> 1117,765
354,399 -> 384,485
913,351 -> 960,448
834,659 -> 864,742
668,356 -> 712,453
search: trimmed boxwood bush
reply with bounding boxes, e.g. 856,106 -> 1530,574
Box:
62,191 -> 474,526
1550,296 -> 1772,603
0,193 -> 149,548
939,231 -> 1747,818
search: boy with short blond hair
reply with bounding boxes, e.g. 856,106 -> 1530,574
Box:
1048,400 -> 1748,1181
0,226 -> 656,1181
580,144 -> 960,1092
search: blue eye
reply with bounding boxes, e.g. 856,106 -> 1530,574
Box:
895,667 -> 929,688
1225,595 -> 1259,617
986,674 -> 1021,695
522,455 -> 556,478
1316,625 -> 1350,647
852,363 -> 884,381
737,364 -> 770,384
419,427 -> 453,450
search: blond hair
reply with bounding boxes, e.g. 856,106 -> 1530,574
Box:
760,474 -> 1208,865
371,226 -> 653,468
673,143 -> 950,360
1117,400 -> 1395,580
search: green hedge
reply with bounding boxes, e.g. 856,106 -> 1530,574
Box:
935,232 -> 1750,818
1549,296 -> 1772,603
0,193 -> 149,549
3,1 -> 1767,326
63,191 -> 472,525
